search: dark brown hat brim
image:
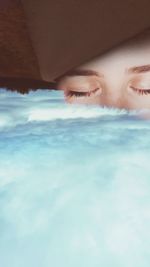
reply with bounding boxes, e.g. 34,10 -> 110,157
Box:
23,0 -> 150,82
1,0 -> 150,92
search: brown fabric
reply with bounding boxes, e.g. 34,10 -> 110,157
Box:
1,0 -> 150,92
0,76 -> 56,93
23,0 -> 150,82
0,0 -> 40,80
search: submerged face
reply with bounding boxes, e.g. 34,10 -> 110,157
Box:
57,30 -> 150,110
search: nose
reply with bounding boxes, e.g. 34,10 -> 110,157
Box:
101,86 -> 125,109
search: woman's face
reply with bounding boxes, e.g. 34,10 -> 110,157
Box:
57,31 -> 150,110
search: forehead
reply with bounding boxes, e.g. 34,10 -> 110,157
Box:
77,30 -> 150,72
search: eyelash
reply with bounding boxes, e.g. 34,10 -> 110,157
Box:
130,86 -> 150,95
66,87 -> 100,98
66,85 -> 150,98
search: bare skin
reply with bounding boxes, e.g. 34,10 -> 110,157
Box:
57,30 -> 150,110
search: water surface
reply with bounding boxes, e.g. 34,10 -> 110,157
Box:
0,89 -> 150,267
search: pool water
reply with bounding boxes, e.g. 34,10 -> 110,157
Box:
0,89 -> 150,267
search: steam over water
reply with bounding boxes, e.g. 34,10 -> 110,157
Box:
0,89 -> 150,267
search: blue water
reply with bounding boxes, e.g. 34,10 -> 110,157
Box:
0,89 -> 150,267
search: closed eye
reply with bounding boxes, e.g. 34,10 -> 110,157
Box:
66,87 -> 101,98
66,90 -> 88,97
130,86 -> 150,95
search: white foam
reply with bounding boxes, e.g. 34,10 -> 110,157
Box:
0,89 -> 150,267
27,106 -> 128,121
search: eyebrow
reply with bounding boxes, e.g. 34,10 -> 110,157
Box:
63,69 -> 103,78
56,64 -> 150,84
128,64 -> 150,74
70,65 -> 150,76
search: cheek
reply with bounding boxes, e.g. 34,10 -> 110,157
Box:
125,94 -> 150,109
129,97 -> 150,109
65,95 -> 103,105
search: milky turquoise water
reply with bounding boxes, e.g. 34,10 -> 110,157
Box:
0,89 -> 150,267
